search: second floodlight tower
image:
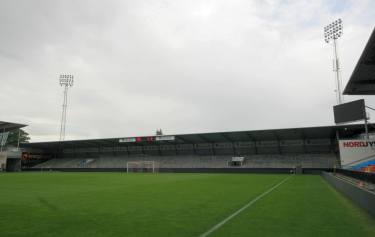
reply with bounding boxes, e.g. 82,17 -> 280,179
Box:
324,19 -> 344,104
59,74 -> 74,141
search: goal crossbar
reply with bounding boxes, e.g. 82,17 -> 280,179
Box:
126,160 -> 158,173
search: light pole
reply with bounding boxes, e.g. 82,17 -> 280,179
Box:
324,19 -> 344,104
59,74 -> 74,141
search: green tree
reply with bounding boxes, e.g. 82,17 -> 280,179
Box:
5,129 -> 30,146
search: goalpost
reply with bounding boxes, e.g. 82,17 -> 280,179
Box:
126,161 -> 158,173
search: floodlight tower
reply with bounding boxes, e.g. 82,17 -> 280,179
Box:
324,19 -> 344,104
59,74 -> 74,141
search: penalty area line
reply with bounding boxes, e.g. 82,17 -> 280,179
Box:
198,175 -> 293,237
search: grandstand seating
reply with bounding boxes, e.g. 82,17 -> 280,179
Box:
33,153 -> 339,169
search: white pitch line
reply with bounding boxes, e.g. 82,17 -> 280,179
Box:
198,175 -> 293,237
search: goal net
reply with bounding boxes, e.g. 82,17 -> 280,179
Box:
126,161 -> 158,173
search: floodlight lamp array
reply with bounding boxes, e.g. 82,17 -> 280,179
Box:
59,74 -> 74,86
324,19 -> 343,43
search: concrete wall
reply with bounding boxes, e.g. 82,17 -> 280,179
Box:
322,172 -> 375,218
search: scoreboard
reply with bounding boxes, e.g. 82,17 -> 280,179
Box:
119,135 -> 175,143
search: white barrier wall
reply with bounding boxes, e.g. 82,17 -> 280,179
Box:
339,140 -> 375,167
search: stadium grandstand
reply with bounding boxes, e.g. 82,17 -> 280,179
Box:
339,27 -> 375,173
2,2 -> 375,235
0,121 -> 27,171
21,124 -> 372,173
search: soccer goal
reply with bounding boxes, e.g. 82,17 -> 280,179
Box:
126,161 -> 158,173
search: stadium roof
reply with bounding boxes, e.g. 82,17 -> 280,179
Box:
24,124 -> 372,149
344,27 -> 375,95
0,121 -> 27,132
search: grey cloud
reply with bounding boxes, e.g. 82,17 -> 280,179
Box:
1,0 -> 375,142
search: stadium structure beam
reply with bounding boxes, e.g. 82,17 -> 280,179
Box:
100,140 -> 115,146
175,143 -> 179,156
98,140 -> 111,146
273,131 -> 282,154
163,140 -> 176,146
117,142 -> 130,156
192,143 -> 197,155
157,144 -> 162,156
220,133 -> 233,143
72,144 -> 76,159
125,144 -> 130,156
141,144 -> 146,156
112,141 -> 117,156
197,134 -> 211,143
246,133 -> 258,155
219,133 -> 236,155
212,144 -> 216,156
300,130 -> 308,153
176,136 -> 194,144
195,134 -> 214,155
97,144 -> 102,156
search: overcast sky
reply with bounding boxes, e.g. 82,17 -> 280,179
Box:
1,0 -> 375,142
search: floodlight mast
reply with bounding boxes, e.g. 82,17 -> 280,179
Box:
324,19 -> 344,104
59,74 -> 74,141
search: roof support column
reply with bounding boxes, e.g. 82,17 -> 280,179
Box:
113,141 -> 117,157
175,144 -> 178,156
126,145 -> 130,157
247,133 -> 257,155
193,144 -> 197,155
273,132 -> 282,154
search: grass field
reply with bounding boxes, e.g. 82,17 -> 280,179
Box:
0,173 -> 374,237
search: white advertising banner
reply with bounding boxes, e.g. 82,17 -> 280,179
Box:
155,135 -> 175,141
119,137 -> 136,143
339,140 -> 375,167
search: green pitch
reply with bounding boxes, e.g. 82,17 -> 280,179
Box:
0,173 -> 374,237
